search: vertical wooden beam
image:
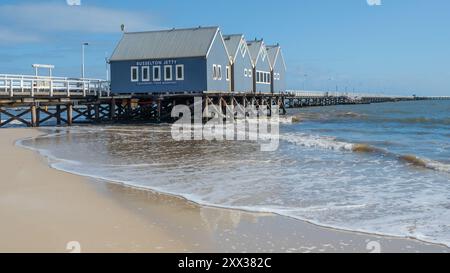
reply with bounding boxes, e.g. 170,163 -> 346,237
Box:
156,98 -> 162,122
36,106 -> 40,127
56,105 -> 61,125
87,105 -> 92,120
31,104 -> 37,127
67,104 -> 73,126
94,104 -> 100,121
110,98 -> 116,120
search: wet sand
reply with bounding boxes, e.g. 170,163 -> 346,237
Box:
0,128 -> 448,253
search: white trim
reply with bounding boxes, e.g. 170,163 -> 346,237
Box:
212,64 -> 217,80
226,66 -> 230,81
206,28 -> 231,60
153,66 -> 161,81
141,66 -> 150,82
248,69 -> 252,78
164,65 -> 173,81
131,66 -> 139,82
256,70 -> 271,85
217,65 -> 222,80
206,29 -> 219,59
176,64 -> 184,80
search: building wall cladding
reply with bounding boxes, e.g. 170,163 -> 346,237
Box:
272,51 -> 286,93
206,32 -> 231,92
110,57 -> 207,93
233,41 -> 254,93
254,48 -> 272,93
267,46 -> 286,94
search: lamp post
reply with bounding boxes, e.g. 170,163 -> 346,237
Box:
81,42 -> 89,79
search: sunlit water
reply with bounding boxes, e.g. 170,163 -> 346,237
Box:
19,100 -> 450,246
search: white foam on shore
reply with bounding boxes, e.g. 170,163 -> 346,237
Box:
16,127 -> 450,249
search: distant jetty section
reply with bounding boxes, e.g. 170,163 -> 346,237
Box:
0,73 -> 448,128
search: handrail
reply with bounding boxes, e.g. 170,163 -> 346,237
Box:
0,74 -> 110,97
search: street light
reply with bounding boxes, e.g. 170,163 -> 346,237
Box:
81,42 -> 89,79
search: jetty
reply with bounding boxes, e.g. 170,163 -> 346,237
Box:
0,73 -> 449,128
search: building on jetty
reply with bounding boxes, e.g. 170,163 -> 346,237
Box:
247,39 -> 273,94
110,26 -> 286,94
223,34 -> 254,93
266,44 -> 287,94
110,26 -> 231,94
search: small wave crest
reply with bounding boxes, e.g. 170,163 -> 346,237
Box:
283,133 -> 450,174
400,155 -> 450,173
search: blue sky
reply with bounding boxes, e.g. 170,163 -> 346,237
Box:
0,0 -> 449,96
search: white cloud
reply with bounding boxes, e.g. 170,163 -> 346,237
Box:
0,2 -> 158,43
0,27 -> 42,44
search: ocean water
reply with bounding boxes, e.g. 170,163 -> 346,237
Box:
18,100 -> 450,246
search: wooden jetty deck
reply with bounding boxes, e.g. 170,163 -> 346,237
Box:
1,74 -> 449,128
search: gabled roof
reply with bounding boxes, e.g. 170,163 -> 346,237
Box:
110,26 -> 220,61
246,40 -> 264,65
266,44 -> 287,71
266,45 -> 279,67
223,34 -> 243,62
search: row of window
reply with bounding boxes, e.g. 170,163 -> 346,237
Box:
256,70 -> 271,84
212,64 -> 222,80
244,68 -> 252,78
131,65 -> 184,82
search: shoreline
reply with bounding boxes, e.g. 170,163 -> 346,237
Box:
1,128 -> 449,253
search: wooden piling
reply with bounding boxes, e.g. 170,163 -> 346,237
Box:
67,104 -> 73,126
31,104 -> 37,127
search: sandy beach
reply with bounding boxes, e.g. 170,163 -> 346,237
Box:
1,128 -> 449,253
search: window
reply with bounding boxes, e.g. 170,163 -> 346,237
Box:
244,68 -> 248,77
217,65 -> 222,80
248,69 -> 252,78
213,64 -> 217,80
263,73 -> 267,83
153,66 -> 161,81
256,71 -> 260,82
267,73 -> 271,84
131,66 -> 138,82
176,64 -> 184,80
164,65 -> 172,81
142,66 -> 150,81
226,66 -> 230,81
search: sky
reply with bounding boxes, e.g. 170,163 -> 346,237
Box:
0,0 -> 449,96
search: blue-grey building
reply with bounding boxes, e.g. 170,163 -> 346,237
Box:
247,40 -> 272,93
223,34 -> 254,93
266,45 -> 287,93
109,26 -> 230,94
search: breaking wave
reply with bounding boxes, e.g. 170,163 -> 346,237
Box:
281,132 -> 450,174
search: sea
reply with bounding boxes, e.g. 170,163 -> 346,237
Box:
17,100 -> 450,246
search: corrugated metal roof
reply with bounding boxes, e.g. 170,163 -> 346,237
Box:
247,40 -> 264,64
223,34 -> 242,61
110,26 -> 219,61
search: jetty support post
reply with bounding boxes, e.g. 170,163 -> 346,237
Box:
110,98 -> 116,120
67,103 -> 73,126
31,104 -> 37,127
56,105 -> 61,125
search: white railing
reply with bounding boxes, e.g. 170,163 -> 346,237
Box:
286,90 -> 415,100
0,74 -> 110,98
